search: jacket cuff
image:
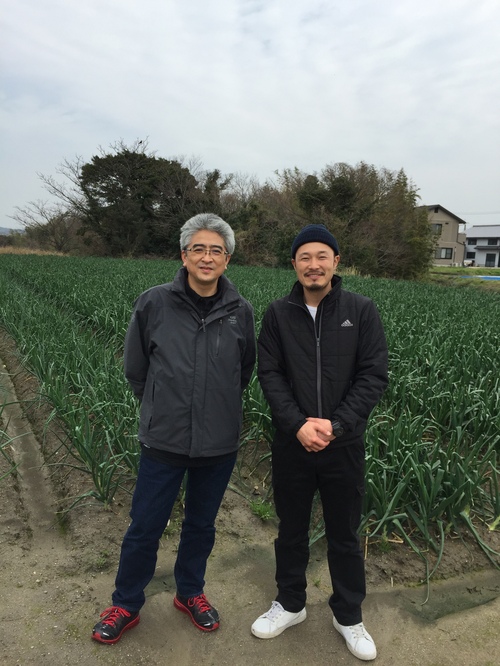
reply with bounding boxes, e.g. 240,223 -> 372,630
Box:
332,415 -> 347,431
292,418 -> 307,435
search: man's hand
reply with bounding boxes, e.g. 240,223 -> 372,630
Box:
296,418 -> 334,452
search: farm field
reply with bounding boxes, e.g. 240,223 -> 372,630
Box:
0,253 -> 499,664
428,265 -> 500,292
1,253 -> 499,565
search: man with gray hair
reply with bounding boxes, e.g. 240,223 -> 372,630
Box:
92,213 -> 256,644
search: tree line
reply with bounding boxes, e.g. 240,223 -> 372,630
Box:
9,139 -> 434,279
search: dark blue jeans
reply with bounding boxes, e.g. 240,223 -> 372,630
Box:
272,438 -> 366,626
112,451 -> 236,612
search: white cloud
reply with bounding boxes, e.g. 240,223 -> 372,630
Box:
1,0 -> 499,228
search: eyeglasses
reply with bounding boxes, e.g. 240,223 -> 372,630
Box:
185,245 -> 229,258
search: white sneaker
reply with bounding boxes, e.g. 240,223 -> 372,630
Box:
333,617 -> 377,661
251,601 -> 307,639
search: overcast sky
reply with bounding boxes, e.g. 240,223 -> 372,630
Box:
2,0 -> 499,230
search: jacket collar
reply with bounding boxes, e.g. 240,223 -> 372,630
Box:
172,267 -> 240,309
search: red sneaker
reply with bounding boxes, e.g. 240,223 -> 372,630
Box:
174,593 -> 220,631
92,606 -> 140,644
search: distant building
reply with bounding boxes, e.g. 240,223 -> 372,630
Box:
425,205 -> 467,266
0,227 -> 21,236
465,225 -> 500,268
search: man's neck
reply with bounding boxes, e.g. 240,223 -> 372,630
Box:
187,275 -> 219,297
303,285 -> 331,307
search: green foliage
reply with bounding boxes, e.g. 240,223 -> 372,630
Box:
250,500 -> 275,521
1,255 -> 498,575
79,142 -> 201,256
14,140 -> 235,259
291,162 -> 434,279
225,161 -> 434,277
13,138 -> 436,278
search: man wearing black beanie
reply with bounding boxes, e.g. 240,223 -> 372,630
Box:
251,224 -> 388,661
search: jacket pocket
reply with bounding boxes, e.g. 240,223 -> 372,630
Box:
140,379 -> 155,431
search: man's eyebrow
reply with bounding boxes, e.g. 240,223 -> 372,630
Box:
298,251 -> 329,257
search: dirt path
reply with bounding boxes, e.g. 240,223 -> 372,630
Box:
1,342 -> 499,666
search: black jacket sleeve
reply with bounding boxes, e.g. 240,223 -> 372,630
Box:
123,295 -> 151,401
257,304 -> 308,436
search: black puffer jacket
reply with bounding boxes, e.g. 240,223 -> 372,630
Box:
124,268 -> 256,457
257,275 -> 388,446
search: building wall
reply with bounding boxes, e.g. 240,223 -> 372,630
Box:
427,206 -> 466,266
465,226 -> 500,267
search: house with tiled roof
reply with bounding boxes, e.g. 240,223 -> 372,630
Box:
465,225 -> 500,267
425,205 -> 467,266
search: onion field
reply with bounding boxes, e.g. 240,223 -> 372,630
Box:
0,254 -> 499,573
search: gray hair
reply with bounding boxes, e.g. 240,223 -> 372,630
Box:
179,213 -> 235,254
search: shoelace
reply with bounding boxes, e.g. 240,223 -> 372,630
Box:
263,601 -> 284,620
349,623 -> 369,641
100,606 -> 132,626
188,594 -> 212,613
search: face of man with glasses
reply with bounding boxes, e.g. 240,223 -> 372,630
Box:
181,230 -> 231,296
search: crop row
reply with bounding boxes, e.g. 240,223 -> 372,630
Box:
0,254 -> 499,575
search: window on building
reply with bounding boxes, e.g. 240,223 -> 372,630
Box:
467,238 -> 477,245
431,223 -> 442,235
434,247 -> 453,260
466,251 -> 476,260
485,254 -> 496,267
487,238 -> 498,245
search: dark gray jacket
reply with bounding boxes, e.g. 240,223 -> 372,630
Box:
124,268 -> 256,457
258,275 -> 388,446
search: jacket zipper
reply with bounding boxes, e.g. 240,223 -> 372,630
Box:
291,300 -> 324,418
315,305 -> 323,418
216,319 -> 222,357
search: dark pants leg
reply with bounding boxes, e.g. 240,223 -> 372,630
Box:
174,456 -> 236,597
112,453 -> 185,611
272,439 -> 366,622
319,443 -> 366,626
112,451 -> 236,611
272,442 -> 318,613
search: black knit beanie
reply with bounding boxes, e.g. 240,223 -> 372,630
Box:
291,224 -> 340,258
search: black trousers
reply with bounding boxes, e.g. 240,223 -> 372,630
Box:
272,437 -> 366,625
